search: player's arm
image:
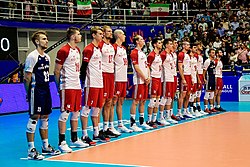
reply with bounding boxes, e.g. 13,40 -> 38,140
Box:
203,60 -> 209,83
178,52 -> 186,84
80,47 -> 92,87
54,63 -> 62,92
24,72 -> 32,95
134,64 -> 149,82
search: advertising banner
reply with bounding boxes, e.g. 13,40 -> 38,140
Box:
239,75 -> 250,101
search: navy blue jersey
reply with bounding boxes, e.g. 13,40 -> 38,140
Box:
204,58 -> 216,90
25,49 -> 50,87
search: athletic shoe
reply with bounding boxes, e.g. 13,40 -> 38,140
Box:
70,138 -> 89,148
109,127 -> 121,136
159,118 -> 171,126
28,148 -> 44,160
104,129 -> 120,138
183,113 -> 195,119
166,118 -> 178,124
215,107 -> 226,112
81,136 -> 96,146
204,108 -> 212,114
194,110 -> 203,117
153,120 -> 165,126
210,108 -> 218,113
42,144 -> 61,155
146,121 -> 158,128
130,124 -> 143,132
93,133 -> 110,142
99,130 -> 111,139
140,122 -> 154,130
200,109 -> 208,115
118,125 -> 133,133
188,110 -> 196,118
58,141 -> 72,153
171,114 -> 181,121
176,113 -> 186,120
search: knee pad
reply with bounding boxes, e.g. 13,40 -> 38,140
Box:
196,90 -> 201,98
80,106 -> 90,117
26,118 -> 37,133
209,92 -> 214,99
204,92 -> 210,100
148,98 -> 156,108
155,99 -> 160,108
91,107 -> 100,117
166,97 -> 172,105
58,111 -> 70,122
159,97 -> 167,106
39,118 -> 48,130
71,112 -> 80,121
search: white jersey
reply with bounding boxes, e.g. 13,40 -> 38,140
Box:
130,48 -> 149,85
56,43 -> 81,90
113,43 -> 128,82
197,54 -> 204,75
172,52 -> 177,76
82,43 -> 103,88
161,50 -> 174,82
190,55 -> 198,83
178,51 -> 191,75
99,40 -> 115,73
215,58 -> 223,78
147,50 -> 162,79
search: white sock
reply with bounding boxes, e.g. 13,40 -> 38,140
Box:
93,126 -> 99,136
166,110 -> 171,119
148,114 -> 152,122
28,142 -> 35,151
205,105 -> 208,109
82,130 -> 88,138
42,139 -> 49,149
210,104 -> 214,109
118,120 -> 123,126
160,111 -> 164,119
109,122 -> 114,128
103,122 -> 109,131
130,114 -> 136,120
139,113 -> 144,118
152,113 -> 157,122
217,104 -> 220,108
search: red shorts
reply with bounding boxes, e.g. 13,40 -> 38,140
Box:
114,82 -> 127,98
84,87 -> 104,108
164,82 -> 174,98
216,77 -> 223,90
197,74 -> 204,90
60,89 -> 82,112
103,72 -> 115,99
149,77 -> 162,96
173,76 -> 178,95
133,84 -> 148,100
192,83 -> 197,93
180,75 -> 192,92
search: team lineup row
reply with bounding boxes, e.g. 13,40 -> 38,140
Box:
23,25 -> 226,160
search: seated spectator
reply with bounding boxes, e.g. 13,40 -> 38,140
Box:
198,17 -> 208,31
237,6 -> 246,17
213,36 -> 222,49
230,16 -> 239,31
8,73 -> 20,83
217,23 -> 225,37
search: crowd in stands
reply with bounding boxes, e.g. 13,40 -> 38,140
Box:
1,0 -> 250,68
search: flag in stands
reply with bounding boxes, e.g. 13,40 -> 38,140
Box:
150,3 -> 169,16
77,0 -> 92,15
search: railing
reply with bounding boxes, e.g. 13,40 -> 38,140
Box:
0,0 -> 236,25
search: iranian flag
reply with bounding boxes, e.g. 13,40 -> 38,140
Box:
150,3 -> 169,16
77,0 -> 92,15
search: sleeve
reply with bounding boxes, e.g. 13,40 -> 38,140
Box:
56,48 -> 68,65
160,51 -> 166,62
147,52 -> 155,66
24,54 -> 37,73
113,44 -> 118,57
82,47 -> 93,63
98,41 -> 104,52
130,50 -> 139,65
203,60 -> 209,70
178,52 -> 185,63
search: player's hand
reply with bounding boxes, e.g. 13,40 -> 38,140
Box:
182,79 -> 187,86
145,78 -> 150,85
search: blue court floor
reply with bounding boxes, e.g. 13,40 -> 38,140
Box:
0,100 -> 249,167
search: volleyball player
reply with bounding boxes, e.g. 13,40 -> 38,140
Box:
130,35 -> 152,131
54,27 -> 89,153
24,30 -> 60,160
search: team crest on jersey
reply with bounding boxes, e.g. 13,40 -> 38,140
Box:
37,107 -> 41,112
91,100 -> 94,105
117,91 -> 120,95
45,57 -> 49,61
67,104 -> 71,109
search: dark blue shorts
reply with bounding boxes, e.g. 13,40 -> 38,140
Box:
28,85 -> 52,116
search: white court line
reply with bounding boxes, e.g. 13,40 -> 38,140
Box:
45,159 -> 151,167
21,112 -> 230,166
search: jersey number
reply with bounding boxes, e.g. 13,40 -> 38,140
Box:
43,71 -> 49,82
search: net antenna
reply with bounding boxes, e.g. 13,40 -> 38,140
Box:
45,0 -> 122,54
